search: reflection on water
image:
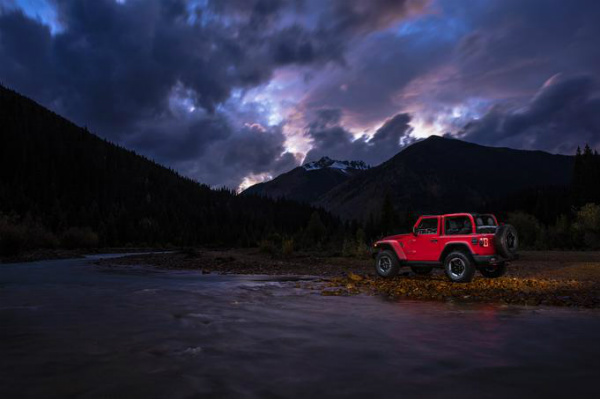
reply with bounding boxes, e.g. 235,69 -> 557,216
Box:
1,256 -> 599,398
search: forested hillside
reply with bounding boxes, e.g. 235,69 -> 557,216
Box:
316,136 -> 575,221
2,84 -> 600,256
0,85 -> 340,254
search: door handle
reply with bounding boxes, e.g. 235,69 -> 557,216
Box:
430,239 -> 438,243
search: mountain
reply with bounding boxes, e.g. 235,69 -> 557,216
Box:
0,85 -> 339,249
243,156 -> 370,203
316,136 -> 575,220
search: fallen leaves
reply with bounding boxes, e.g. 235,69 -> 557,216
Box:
319,273 -> 600,308
348,272 -> 363,282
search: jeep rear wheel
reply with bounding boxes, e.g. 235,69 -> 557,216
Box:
375,250 -> 400,278
444,251 -> 475,283
478,262 -> 507,278
411,266 -> 433,275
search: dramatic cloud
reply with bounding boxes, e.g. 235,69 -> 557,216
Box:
457,74 -> 600,153
2,0 -> 600,189
0,0 -> 426,189
304,109 -> 416,165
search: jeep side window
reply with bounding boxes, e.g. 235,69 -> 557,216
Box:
474,214 -> 497,233
445,216 -> 472,235
416,218 -> 438,235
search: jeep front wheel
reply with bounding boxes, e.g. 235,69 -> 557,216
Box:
444,251 -> 475,283
375,250 -> 400,278
478,262 -> 507,278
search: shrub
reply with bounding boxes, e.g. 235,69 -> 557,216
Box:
341,229 -> 370,258
281,238 -> 294,257
574,203 -> 600,249
546,214 -> 573,249
27,224 -> 59,249
258,239 -> 277,255
342,237 -> 356,257
507,211 -> 542,249
354,229 -> 370,258
61,227 -> 99,249
0,223 -> 26,257
0,215 -> 58,256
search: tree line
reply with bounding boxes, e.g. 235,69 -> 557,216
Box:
0,85 -> 342,257
1,84 -> 599,258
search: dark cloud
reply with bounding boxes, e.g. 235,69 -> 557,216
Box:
452,0 -> 600,99
187,123 -> 299,189
324,0 -> 428,36
301,0 -> 600,139
127,113 -> 298,188
458,74 -> 600,153
305,110 -> 415,165
0,0 -> 426,189
0,10 -> 53,98
299,15 -> 454,129
269,24 -> 344,66
3,0 -> 600,189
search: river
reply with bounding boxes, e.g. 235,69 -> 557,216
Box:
1,254 -> 599,398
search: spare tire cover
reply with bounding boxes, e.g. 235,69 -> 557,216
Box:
494,224 -> 518,258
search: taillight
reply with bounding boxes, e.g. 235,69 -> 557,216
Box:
479,237 -> 489,247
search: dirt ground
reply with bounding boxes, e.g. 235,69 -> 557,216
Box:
96,249 -> 600,308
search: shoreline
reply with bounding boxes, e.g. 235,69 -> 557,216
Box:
0,247 -> 171,264
96,248 -> 600,308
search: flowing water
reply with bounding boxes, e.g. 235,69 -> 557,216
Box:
1,255 -> 599,398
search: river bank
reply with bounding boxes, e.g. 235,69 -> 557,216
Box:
96,249 -> 600,308
0,247 -> 171,264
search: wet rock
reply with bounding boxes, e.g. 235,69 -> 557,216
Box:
348,272 -> 363,282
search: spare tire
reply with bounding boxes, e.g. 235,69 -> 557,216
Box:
495,224 -> 518,258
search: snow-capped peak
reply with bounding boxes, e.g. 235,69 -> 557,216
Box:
302,157 -> 370,171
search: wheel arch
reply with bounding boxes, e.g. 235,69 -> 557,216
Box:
439,242 -> 473,262
373,240 -> 406,261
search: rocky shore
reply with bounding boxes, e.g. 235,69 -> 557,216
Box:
96,249 -> 600,308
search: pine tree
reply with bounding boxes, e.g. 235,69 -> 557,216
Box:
305,211 -> 326,246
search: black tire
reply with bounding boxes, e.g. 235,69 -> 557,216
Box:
478,262 -> 507,278
495,224 -> 518,258
411,266 -> 433,275
444,251 -> 476,283
375,250 -> 400,278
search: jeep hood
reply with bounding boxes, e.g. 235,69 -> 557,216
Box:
379,233 -> 412,242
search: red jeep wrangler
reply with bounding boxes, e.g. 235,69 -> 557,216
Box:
373,213 -> 518,283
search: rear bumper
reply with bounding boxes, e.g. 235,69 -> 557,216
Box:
473,254 -> 517,265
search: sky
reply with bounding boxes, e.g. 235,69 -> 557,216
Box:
1,0 -> 600,190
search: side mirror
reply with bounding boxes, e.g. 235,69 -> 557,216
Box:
412,226 -> 418,236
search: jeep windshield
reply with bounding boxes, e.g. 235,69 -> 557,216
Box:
473,214 -> 498,233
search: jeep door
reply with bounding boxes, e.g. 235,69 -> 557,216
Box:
405,216 -> 441,261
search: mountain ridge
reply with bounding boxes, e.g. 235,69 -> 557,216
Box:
316,135 -> 574,220
243,156 -> 370,203
245,135 -> 575,221
302,156 -> 370,172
